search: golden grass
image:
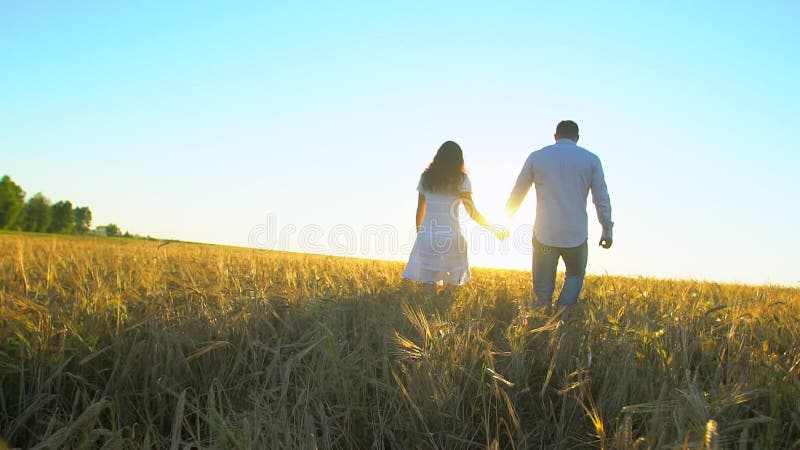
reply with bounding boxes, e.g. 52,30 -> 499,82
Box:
0,233 -> 798,449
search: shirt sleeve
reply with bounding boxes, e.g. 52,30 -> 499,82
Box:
506,154 -> 535,214
590,157 -> 614,237
460,174 -> 472,193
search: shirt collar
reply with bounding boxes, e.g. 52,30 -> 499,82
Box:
556,138 -> 577,145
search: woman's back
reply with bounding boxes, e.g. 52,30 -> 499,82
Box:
418,174 -> 471,236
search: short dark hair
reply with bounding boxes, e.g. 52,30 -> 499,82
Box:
555,120 -> 579,138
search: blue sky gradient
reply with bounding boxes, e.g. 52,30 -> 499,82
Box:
2,1 -> 798,285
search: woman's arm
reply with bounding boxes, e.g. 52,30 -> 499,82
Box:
461,193 -> 508,239
460,192 -> 490,228
415,193 -> 426,232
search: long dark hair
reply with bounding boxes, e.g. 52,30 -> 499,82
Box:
421,141 -> 466,194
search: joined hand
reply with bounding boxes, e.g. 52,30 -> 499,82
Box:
492,225 -> 510,240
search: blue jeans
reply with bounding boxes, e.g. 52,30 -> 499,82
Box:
532,237 -> 588,307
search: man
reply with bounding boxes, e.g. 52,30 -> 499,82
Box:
505,120 -> 613,308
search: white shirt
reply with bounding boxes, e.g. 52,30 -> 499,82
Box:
507,139 -> 613,248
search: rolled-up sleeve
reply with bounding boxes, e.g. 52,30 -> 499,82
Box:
590,157 -> 613,237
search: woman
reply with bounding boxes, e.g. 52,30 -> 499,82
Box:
403,141 -> 504,292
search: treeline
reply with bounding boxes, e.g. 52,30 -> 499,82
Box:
0,175 -> 124,237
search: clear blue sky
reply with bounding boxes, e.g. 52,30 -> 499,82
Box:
2,1 -> 798,285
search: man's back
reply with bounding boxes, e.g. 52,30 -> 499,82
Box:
506,120 -> 613,308
507,138 -> 612,248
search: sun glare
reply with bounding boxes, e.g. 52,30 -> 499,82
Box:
460,169 -> 533,271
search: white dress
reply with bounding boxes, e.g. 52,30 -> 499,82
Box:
403,174 -> 471,286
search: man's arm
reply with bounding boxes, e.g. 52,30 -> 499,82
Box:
590,157 -> 613,248
505,156 -> 534,217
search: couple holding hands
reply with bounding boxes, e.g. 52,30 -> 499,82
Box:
403,120 -> 613,309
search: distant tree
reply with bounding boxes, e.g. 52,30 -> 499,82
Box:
0,175 -> 26,229
48,200 -> 75,234
105,223 -> 121,237
21,193 -> 52,232
123,231 -> 132,238
73,206 -> 92,234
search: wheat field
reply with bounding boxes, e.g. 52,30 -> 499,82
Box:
0,233 -> 798,449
